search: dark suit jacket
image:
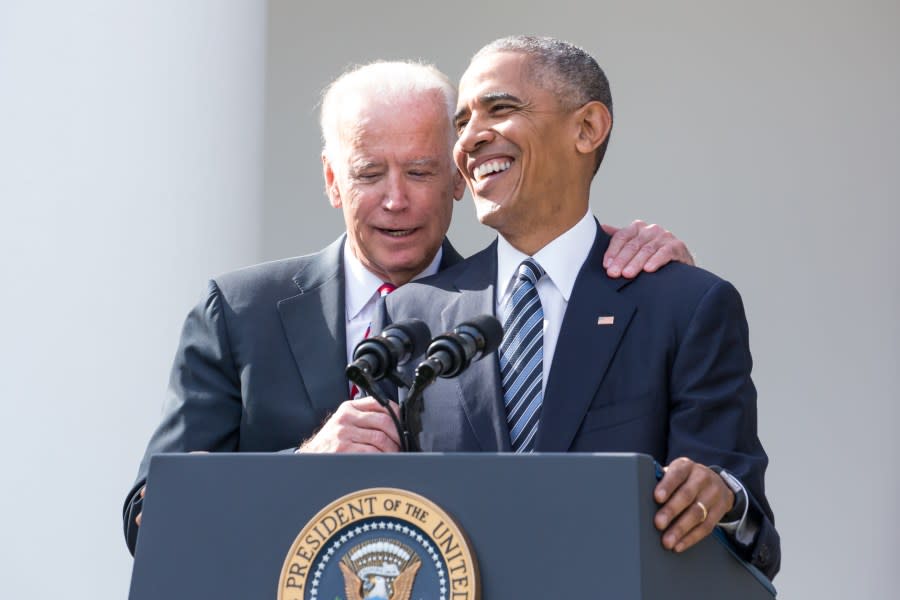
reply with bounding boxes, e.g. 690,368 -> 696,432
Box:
385,222 -> 780,579
123,235 -> 463,554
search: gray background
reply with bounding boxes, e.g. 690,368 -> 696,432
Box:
2,0 -> 897,598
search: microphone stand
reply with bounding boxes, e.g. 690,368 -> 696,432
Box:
400,357 -> 444,453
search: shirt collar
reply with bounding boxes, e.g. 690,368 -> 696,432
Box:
343,240 -> 443,321
496,210 -> 596,303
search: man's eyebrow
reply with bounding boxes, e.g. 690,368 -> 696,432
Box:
349,159 -> 382,172
481,92 -> 523,104
406,157 -> 440,168
454,92 -> 524,123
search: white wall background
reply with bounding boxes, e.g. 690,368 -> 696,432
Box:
0,1 -> 266,597
2,1 -> 897,598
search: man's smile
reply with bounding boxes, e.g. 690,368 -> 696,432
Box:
473,158 -> 512,181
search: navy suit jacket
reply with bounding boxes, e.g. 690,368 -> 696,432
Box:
122,236 -> 463,554
385,222 -> 780,579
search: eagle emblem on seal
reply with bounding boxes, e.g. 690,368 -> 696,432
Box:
338,537 -> 421,600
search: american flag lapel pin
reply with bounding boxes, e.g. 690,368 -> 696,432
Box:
597,315 -> 615,326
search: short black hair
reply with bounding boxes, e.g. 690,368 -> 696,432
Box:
472,35 -> 613,173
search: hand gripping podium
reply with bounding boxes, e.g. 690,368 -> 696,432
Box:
129,453 -> 775,599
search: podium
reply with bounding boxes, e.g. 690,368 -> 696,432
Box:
129,453 -> 775,599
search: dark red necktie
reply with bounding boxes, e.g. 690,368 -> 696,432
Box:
349,283 -> 396,398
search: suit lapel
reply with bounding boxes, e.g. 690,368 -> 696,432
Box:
439,237 -> 465,269
536,227 -> 636,452
439,242 -> 512,451
277,237 -> 349,415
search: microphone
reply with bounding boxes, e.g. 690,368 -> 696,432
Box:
346,319 -> 432,384
416,314 -> 503,381
400,315 -> 503,452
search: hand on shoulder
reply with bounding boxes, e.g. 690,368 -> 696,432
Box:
601,220 -> 694,278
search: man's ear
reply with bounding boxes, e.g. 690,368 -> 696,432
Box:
452,168 -> 466,201
574,101 -> 612,156
322,153 -> 342,208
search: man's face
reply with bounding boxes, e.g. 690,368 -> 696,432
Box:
453,52 -> 580,244
324,92 -> 464,285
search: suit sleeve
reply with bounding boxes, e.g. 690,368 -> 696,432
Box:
668,279 -> 780,579
122,280 -> 243,555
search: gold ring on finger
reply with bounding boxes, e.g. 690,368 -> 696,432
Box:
696,500 -> 708,523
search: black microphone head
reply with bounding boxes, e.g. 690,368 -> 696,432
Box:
350,337 -> 393,380
456,314 -> 503,356
379,318 -> 432,365
421,314 -> 504,380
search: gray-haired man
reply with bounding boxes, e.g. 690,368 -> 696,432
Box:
123,59 -> 694,554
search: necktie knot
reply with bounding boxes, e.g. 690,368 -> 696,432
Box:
516,258 -> 544,288
378,283 -> 396,297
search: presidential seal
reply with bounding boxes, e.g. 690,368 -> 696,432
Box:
278,488 -> 479,600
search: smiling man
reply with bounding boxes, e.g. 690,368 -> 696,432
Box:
385,37 -> 780,579
122,60 -> 696,555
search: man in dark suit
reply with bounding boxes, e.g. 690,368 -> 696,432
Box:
123,60 -> 694,554
385,37 -> 780,579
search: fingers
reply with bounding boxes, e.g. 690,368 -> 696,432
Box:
602,220 -> 643,273
653,457 -> 690,507
640,232 -> 694,272
602,220 -> 694,278
669,491 -> 720,552
599,223 -> 620,237
135,485 -> 146,527
653,457 -> 734,552
298,397 -> 401,453
621,236 -> 665,277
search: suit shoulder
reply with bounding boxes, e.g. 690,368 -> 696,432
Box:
623,262 -> 746,325
208,237 -> 343,311
391,242 -> 494,301
213,256 -> 305,293
628,261 -> 734,297
387,274 -> 455,309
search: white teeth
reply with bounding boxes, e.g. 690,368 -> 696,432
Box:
383,229 -> 412,237
473,159 -> 511,180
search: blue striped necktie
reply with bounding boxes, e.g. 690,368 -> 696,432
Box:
500,258 -> 545,452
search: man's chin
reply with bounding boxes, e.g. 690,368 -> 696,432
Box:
474,198 -> 505,228
373,252 -> 437,284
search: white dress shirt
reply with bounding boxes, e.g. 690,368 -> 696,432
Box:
342,243 -> 443,368
495,210 -> 596,390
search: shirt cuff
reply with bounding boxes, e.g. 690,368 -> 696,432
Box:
717,476 -> 757,546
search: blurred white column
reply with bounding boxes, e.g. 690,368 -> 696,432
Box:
0,1 -> 266,597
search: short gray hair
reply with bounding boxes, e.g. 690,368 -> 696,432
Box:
471,36 -> 613,172
319,60 -> 457,162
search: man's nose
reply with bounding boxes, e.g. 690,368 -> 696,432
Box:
456,114 -> 493,154
382,171 -> 409,211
